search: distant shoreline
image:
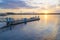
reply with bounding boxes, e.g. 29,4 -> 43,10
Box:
0,13 -> 60,16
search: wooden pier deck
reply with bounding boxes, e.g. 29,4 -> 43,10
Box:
0,17 -> 40,29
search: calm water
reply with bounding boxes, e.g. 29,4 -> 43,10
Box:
0,15 -> 60,40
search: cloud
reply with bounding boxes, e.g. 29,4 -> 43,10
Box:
0,0 -> 34,9
0,0 -> 58,9
0,0 -> 3,3
24,0 -> 58,7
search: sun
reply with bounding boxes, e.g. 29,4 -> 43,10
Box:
44,10 -> 49,14
41,10 -> 49,14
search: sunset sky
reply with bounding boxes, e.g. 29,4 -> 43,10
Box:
0,0 -> 60,13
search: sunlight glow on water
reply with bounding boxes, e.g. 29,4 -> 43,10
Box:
0,15 -> 59,40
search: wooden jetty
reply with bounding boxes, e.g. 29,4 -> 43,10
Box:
0,16 -> 40,29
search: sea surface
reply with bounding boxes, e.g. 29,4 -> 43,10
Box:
0,15 -> 60,40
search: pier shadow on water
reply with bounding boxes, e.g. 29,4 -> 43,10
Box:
0,23 -> 27,33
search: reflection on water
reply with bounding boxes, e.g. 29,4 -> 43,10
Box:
0,15 -> 60,40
